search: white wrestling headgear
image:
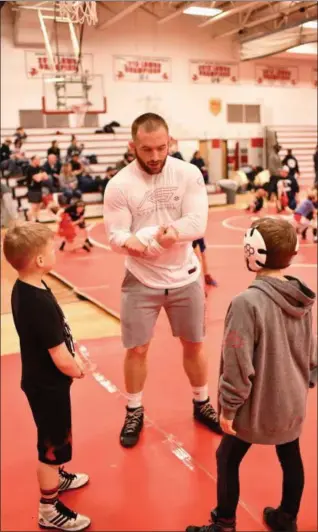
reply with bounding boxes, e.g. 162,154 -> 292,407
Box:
244,225 -> 299,272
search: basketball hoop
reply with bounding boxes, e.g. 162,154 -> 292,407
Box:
70,102 -> 90,128
58,1 -> 98,25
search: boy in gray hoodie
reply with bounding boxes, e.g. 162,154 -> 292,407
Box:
186,217 -> 317,532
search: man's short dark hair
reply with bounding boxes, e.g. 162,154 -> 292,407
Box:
131,113 -> 169,140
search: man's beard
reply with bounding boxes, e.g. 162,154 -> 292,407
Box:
134,151 -> 168,175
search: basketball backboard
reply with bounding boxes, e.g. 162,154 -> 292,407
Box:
42,73 -> 106,115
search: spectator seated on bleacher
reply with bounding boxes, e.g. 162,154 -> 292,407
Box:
0,138 -> 12,164
1,139 -> 29,178
42,154 -> 61,192
47,140 -> 61,160
59,162 -> 82,203
67,135 -> 83,160
116,150 -> 135,171
70,152 -> 100,193
14,127 -> 27,144
100,166 -> 118,193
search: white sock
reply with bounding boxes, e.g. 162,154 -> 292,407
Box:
192,385 -> 208,403
127,391 -> 143,409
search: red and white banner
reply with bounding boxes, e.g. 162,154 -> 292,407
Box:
312,67 -> 317,88
190,60 -> 239,84
255,64 -> 299,86
113,56 -> 171,82
25,51 -> 93,78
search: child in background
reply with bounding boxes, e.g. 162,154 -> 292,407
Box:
3,222 -> 91,531
54,199 -> 92,253
293,189 -> 317,242
192,238 -> 217,287
246,187 -> 267,213
276,166 -> 299,212
186,217 -> 316,532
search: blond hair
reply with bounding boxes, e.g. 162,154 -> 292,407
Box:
252,217 -> 297,270
3,222 -> 54,271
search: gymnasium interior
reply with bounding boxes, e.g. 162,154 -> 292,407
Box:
1,1 -> 317,531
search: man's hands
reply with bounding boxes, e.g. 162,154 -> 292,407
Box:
124,235 -> 147,257
155,225 -> 179,248
124,226 -> 178,256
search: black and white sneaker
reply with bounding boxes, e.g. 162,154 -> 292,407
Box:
193,398 -> 223,435
120,406 -> 144,448
38,500 -> 91,531
59,467 -> 89,492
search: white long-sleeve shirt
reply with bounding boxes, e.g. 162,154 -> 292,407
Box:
103,155 -> 208,289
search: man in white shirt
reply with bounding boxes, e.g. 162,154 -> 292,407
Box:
104,113 -> 222,447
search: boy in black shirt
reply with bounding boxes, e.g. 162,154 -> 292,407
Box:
3,222 -> 91,531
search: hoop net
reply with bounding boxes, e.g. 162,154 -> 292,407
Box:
70,102 -> 90,128
59,1 -> 98,25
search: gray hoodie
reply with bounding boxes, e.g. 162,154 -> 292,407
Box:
218,275 -> 316,445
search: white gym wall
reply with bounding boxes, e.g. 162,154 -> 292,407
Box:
1,4 -> 316,137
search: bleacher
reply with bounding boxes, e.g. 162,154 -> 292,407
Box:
1,126 -> 227,222
274,125 -> 317,188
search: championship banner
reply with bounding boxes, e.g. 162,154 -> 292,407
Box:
25,51 -> 93,78
255,64 -> 299,86
312,67 -> 317,88
190,60 -> 239,84
113,56 -> 171,82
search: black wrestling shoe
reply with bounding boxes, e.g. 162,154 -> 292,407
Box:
120,406 -> 144,448
186,516 -> 236,532
85,238 -> 93,248
193,398 -> 223,435
263,507 -> 297,532
59,241 -> 66,251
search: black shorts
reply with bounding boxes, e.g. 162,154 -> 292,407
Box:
24,386 -> 72,465
28,190 -> 43,204
192,238 -> 206,253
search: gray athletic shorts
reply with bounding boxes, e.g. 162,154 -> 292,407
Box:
120,270 -> 206,349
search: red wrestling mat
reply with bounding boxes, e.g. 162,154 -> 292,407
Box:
1,336 -> 317,531
50,209 -> 317,326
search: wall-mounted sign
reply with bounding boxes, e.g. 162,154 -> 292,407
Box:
25,51 -> 93,78
113,56 -> 171,82
190,60 -> 239,84
209,99 -> 222,116
255,64 -> 299,86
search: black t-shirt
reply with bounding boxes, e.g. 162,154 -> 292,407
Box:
26,165 -> 43,191
71,161 -> 82,175
65,203 -> 85,221
11,279 -> 75,391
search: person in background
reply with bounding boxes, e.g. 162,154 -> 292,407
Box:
292,189 -> 317,243
58,163 -> 82,204
246,187 -> 267,213
0,183 -> 18,227
14,127 -> 27,143
191,151 -> 209,184
268,144 -> 282,200
314,144 -> 318,187
187,217 -> 316,532
42,154 -> 62,192
3,222 -> 91,531
47,141 -> 61,160
100,166 -> 117,194
276,165 -> 299,212
62,200 -> 93,251
67,135 -> 80,160
282,149 -> 300,179
0,138 -> 12,164
170,140 -> 184,160
25,156 -> 48,222
192,239 -> 217,287
115,150 -> 135,172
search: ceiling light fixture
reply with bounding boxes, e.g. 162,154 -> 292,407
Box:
183,6 -> 222,17
302,20 -> 318,29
